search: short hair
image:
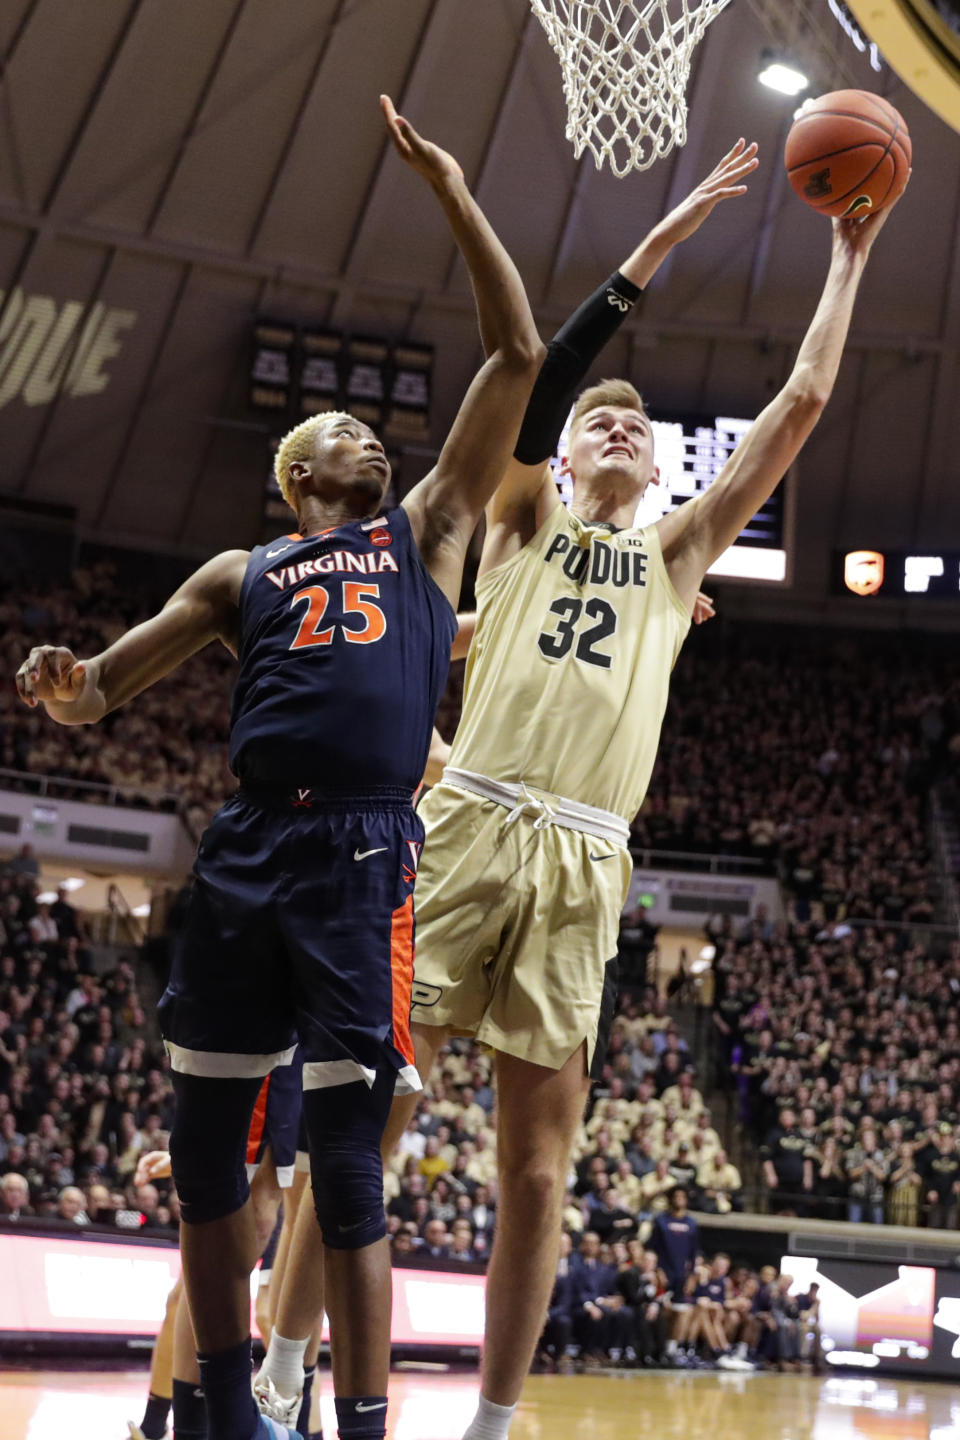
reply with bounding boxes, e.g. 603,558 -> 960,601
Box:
273,411 -> 354,513
570,379 -> 647,436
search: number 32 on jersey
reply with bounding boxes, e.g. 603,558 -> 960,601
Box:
537,596 -> 617,669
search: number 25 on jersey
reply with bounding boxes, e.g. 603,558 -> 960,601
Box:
290,583 -> 387,650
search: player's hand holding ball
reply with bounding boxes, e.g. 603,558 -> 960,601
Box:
381,94 -> 464,192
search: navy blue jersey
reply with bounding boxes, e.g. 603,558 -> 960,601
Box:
650,1212 -> 699,1291
229,507 -> 456,792
694,1278 -> 727,1304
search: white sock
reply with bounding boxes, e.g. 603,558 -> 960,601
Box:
259,1331 -> 309,1398
462,1394 -> 517,1440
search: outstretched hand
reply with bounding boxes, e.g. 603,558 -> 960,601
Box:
832,171 -> 911,260
381,94 -> 464,191
653,139 -> 759,250
15,646 -> 86,708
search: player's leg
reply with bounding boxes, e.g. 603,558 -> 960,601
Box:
171,1282 -> 205,1440
303,1071 -> 396,1415
159,796 -> 300,1440
129,1278 -> 179,1440
467,1044 -> 591,1436
268,1168 -> 311,1336
380,1019 -> 451,1156
256,1171 -> 320,1426
249,1148 -> 284,1256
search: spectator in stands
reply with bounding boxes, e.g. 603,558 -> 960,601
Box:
697,1148 -> 742,1214
417,1217 -> 450,1262
56,1184 -> 90,1224
537,1233 -> 574,1373
845,1126 -> 889,1225
924,1129 -> 960,1229
569,1231 -> 617,1368
761,1108 -> 814,1215
0,1171 -> 32,1218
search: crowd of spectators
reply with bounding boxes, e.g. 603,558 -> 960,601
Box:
0,565 -> 234,835
710,910 -> 960,1226
533,1198 -> 822,1373
0,853 -> 177,1231
635,628 -> 960,924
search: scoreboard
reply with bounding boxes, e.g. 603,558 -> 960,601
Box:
835,549 -> 960,600
552,408 -> 789,582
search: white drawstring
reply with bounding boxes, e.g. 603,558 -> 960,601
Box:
503,782 -> 557,832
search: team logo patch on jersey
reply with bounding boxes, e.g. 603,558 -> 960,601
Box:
291,787 -> 313,808
370,528 -> 391,547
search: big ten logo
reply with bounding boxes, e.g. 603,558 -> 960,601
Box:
0,288 -> 137,410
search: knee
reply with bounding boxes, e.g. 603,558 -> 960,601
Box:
169,1071 -> 258,1225
310,1142 -> 386,1250
499,1160 -> 560,1212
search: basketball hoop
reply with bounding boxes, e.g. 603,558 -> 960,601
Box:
530,0 -> 734,177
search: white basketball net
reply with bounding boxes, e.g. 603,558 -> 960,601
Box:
530,0 -> 734,177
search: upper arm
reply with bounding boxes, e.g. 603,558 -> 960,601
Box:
403,343 -> 545,600
97,550 -> 246,713
479,458 -> 561,578
660,383 -> 824,607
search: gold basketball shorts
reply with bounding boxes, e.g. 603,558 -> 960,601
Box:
410,770 -> 633,1073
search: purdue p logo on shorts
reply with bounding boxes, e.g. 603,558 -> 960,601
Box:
411,980 -> 443,1008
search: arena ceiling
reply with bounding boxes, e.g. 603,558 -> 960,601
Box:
2,0 -> 960,603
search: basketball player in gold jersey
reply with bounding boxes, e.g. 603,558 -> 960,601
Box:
386,149 -> 907,1439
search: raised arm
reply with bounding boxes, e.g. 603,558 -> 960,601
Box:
14,549 -> 246,726
483,140 -> 760,565
659,193 -> 906,609
378,98 -> 544,603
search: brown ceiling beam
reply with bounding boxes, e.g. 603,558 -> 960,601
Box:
0,195 -> 947,358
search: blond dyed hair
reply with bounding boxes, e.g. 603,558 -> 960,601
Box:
273,410 -> 354,512
570,379 -> 648,436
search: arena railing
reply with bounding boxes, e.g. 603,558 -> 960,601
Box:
0,765 -> 183,813
628,845 -> 771,876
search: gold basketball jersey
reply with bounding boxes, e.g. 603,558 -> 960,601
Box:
448,505 -> 690,821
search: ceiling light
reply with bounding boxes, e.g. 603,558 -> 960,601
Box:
758,60 -> 809,96
61,876 -> 86,891
132,904 -> 151,918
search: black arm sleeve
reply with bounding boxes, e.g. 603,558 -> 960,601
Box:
513,269 -> 642,466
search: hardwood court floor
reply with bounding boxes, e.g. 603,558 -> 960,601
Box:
1,1365 -> 959,1440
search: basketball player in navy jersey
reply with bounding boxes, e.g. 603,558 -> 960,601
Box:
16,97 -> 543,1440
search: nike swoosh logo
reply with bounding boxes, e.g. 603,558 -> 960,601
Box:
590,851 -> 618,861
355,1401 -> 388,1413
354,847 -> 388,862
266,545 -> 291,558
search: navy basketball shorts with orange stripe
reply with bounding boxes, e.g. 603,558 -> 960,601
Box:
246,1046 -> 304,1187
158,787 -> 423,1098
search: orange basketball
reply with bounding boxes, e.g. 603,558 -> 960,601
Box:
784,89 -> 911,218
